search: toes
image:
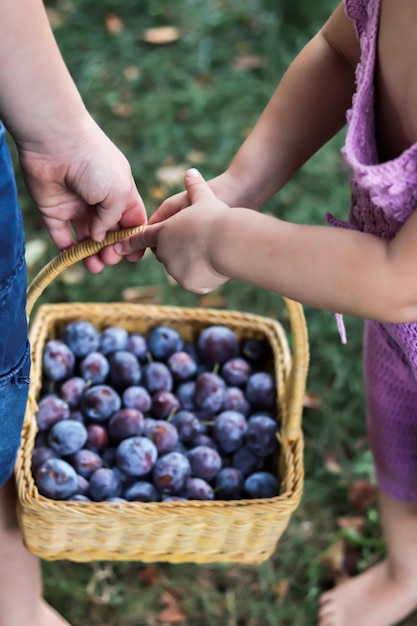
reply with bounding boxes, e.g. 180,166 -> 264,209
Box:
318,592 -> 336,626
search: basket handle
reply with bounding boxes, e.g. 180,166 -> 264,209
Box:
26,226 -> 145,319
281,297 -> 309,443
26,227 -> 309,443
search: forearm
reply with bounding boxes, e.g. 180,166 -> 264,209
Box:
0,0 -> 87,147
210,208 -> 416,324
226,3 -> 359,208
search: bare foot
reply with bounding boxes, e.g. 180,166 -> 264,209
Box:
34,600 -> 72,626
318,560 -> 417,626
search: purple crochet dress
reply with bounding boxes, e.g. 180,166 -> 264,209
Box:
333,0 -> 417,502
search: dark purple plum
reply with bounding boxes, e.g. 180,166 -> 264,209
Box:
213,410 -> 247,454
75,474 -> 90,496
186,445 -> 222,481
36,395 -> 70,431
122,385 -> 152,413
242,338 -> 271,365
79,351 -> 110,384
214,467 -> 244,500
64,320 -> 100,357
223,387 -> 250,417
167,351 -> 197,381
142,362 -> 173,393
101,446 -> 117,467
80,385 -> 121,422
246,372 -> 276,410
176,381 -> 196,410
148,325 -> 183,361
108,350 -> 141,390
197,325 -> 239,365
244,414 -> 279,457
194,372 -> 226,413
116,436 -> 158,477
190,433 -> 218,450
142,417 -> 157,438
151,390 -> 180,420
86,423 -> 109,451
68,448 -> 103,478
36,458 -> 78,500
48,420 -> 88,456
232,445 -> 262,477
148,420 -> 179,455
152,451 -> 191,495
69,494 -> 91,502
183,477 -> 214,500
68,410 -> 85,423
31,446 -> 57,475
244,471 -> 280,498
89,467 -> 122,501
221,358 -> 251,387
42,340 -> 75,381
127,333 -> 148,363
59,376 -> 87,408
108,408 -> 144,442
123,481 -> 160,502
99,326 -> 129,355
162,495 -> 188,502
170,410 -> 200,443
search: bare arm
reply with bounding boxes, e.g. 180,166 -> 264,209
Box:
0,0 -> 147,271
225,2 -> 360,208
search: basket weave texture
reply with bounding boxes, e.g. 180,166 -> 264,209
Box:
14,228 -> 309,564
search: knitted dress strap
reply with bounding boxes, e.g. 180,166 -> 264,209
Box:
344,0 -> 369,38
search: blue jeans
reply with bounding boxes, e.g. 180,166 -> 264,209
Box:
0,121 -> 30,487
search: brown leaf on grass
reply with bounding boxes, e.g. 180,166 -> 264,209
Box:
270,579 -> 289,604
122,286 -> 161,304
123,65 -> 141,81
141,26 -> 181,45
46,8 -> 65,29
157,590 -> 187,623
198,294 -> 227,308
105,13 -> 124,33
149,185 -> 168,202
138,564 -> 164,587
60,265 -> 86,286
324,452 -> 342,474
337,515 -> 366,531
233,55 -> 265,71
186,150 -> 206,164
112,102 -> 132,118
318,538 -> 350,585
156,164 -> 188,187
25,238 -> 48,269
348,479 -> 377,512
303,390 -> 322,409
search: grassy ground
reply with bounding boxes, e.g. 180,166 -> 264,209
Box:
13,0 -> 417,624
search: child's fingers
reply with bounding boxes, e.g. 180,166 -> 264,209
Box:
114,222 -> 161,256
185,168 -> 216,203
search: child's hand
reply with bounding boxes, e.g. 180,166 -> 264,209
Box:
115,169 -> 230,294
148,168 -> 260,227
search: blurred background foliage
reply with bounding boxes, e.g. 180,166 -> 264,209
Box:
10,0 -> 399,624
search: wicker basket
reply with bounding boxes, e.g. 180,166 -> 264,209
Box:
14,227 -> 309,564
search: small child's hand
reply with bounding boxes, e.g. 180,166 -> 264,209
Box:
115,168 -> 230,294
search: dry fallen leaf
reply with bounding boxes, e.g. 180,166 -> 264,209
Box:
141,26 -> 181,45
149,185 -> 168,202
270,579 -> 289,603
25,238 -> 48,269
138,564 -> 164,587
105,13 -> 124,33
233,55 -> 265,71
46,8 -> 64,29
123,65 -> 141,81
112,102 -> 132,118
157,590 -> 187,623
303,390 -> 322,409
198,294 -> 227,308
324,452 -> 343,474
318,538 -> 350,585
122,286 -> 161,304
337,515 -> 366,531
60,265 -> 86,286
156,164 -> 188,187
348,479 -> 377,512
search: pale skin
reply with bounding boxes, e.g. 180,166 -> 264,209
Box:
0,1 -> 147,625
116,1 -> 417,625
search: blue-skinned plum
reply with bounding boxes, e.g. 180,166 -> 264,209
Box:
148,325 -> 183,360
42,340 -> 75,381
80,385 -> 121,422
89,467 -> 122,501
36,458 -> 78,500
64,320 -> 100,357
152,451 -> 191,495
48,419 -> 88,456
197,325 -> 239,365
116,436 -> 158,477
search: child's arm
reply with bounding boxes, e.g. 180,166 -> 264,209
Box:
149,1 -> 360,224
116,169 -> 417,325
0,0 -> 147,272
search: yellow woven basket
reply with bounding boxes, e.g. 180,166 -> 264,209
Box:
14,227 -> 309,564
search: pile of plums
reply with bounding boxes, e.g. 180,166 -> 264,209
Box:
32,320 -> 281,503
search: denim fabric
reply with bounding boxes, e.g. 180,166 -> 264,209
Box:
0,121 -> 30,486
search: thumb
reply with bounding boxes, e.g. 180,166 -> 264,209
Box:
185,168 -> 216,204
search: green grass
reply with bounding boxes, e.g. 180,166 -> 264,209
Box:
12,0 -> 408,624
